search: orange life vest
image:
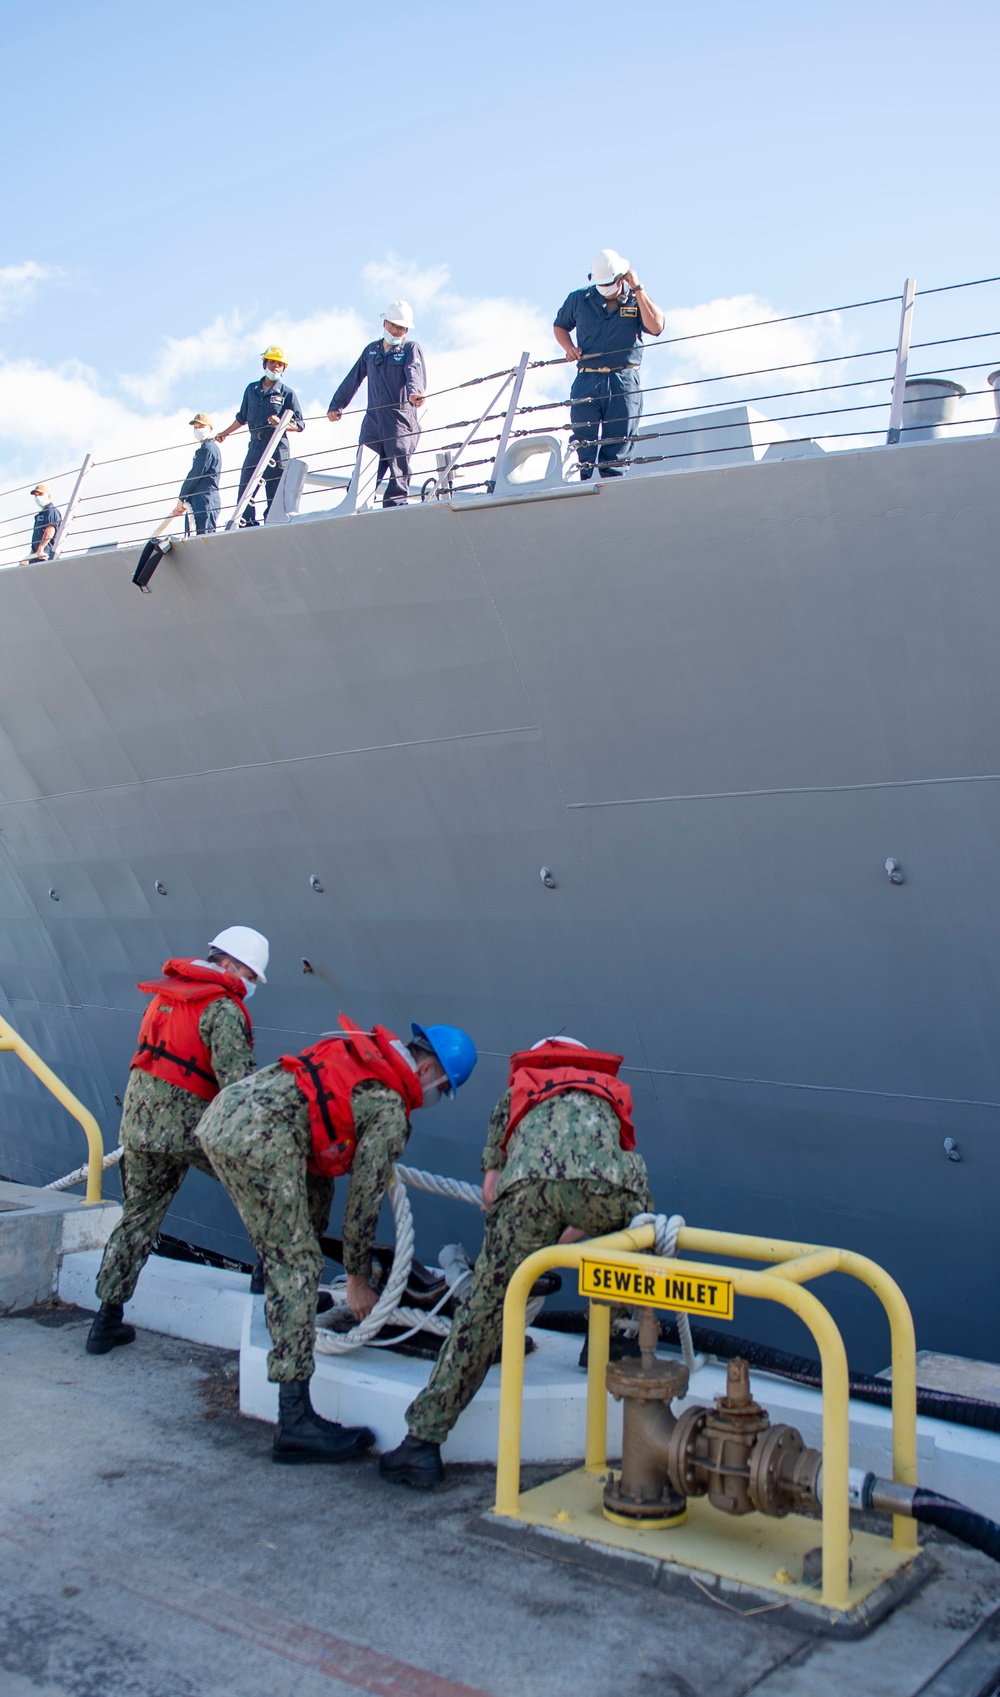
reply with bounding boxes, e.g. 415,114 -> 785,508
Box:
280,1014 -> 424,1178
504,1041 -> 636,1152
130,958 -> 252,1102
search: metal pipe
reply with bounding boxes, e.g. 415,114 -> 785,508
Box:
227,410 -> 293,530
886,278 -> 916,444
584,1300 -> 612,1472
0,1013 -> 105,1203
51,454 -> 92,558
679,1227 -> 918,1550
486,351 -> 530,494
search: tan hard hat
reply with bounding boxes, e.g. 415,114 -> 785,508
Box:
189,413 -> 213,429
30,482 -> 48,496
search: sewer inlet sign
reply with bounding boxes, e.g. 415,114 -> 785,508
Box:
579,1257 -> 734,1320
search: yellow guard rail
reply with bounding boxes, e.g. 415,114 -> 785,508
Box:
494,1224 -> 918,1615
0,1011 -> 105,1204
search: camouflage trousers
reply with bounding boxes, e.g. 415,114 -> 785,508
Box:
95,1146 -> 218,1305
196,1095 -> 333,1383
406,1176 -> 651,1445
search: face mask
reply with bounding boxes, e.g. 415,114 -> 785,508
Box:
34,495 -> 47,508
596,282 -> 621,299
419,1074 -> 443,1109
263,369 -> 282,384
383,330 -> 405,346
194,427 -> 211,442
241,977 -> 256,1000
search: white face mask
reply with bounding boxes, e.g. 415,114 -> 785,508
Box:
419,1078 -> 441,1109
194,427 -> 212,442
241,976 -> 256,1000
383,329 -> 405,346
34,495 -> 48,508
596,281 -> 622,299
262,369 -> 283,384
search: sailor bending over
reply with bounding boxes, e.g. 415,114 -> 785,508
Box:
86,926 -> 269,1355
380,1036 -> 652,1488
196,1016 -> 477,1465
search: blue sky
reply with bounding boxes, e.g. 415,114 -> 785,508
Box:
1,0 -> 997,548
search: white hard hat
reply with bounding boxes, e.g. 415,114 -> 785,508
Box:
209,926 -> 269,983
530,1035 -> 588,1050
382,300 -> 414,330
590,249 -> 629,285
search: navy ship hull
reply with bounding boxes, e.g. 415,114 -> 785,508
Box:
1,434 -> 998,1370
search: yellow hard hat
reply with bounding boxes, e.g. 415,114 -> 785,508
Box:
261,344 -> 287,365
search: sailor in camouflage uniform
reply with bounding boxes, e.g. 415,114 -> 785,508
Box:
380,1036 -> 652,1488
87,926 -> 270,1356
196,1015 -> 478,1465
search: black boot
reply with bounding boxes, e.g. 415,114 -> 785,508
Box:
379,1433 -> 444,1489
85,1302 -> 136,1355
272,1380 -> 374,1465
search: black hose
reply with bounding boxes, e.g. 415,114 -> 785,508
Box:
911,1491 -> 1000,1563
534,1311 -> 1000,1437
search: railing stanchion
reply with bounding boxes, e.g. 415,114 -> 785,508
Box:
486,351 -> 530,494
226,411 -> 293,530
886,277 -> 916,444
51,454 -> 92,560
425,368 -> 518,499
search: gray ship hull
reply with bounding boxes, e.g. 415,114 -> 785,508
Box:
1,435 -> 998,1370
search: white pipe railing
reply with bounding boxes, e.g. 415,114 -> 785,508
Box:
51,453 -> 92,558
226,411 -> 294,530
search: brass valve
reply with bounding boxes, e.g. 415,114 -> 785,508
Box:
604,1329 -> 822,1528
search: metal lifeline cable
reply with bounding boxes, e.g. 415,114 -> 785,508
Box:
910,329 -> 1000,350
630,414 -> 1000,469
915,275 -> 1000,297
629,386 -> 998,441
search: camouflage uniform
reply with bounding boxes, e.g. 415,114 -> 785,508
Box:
195,1064 -> 410,1382
406,1088 -> 652,1444
95,997 -> 255,1305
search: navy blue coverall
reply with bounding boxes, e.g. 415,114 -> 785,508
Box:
178,440 -> 222,534
234,379 -> 304,524
30,501 -> 61,559
553,285 -> 650,478
328,339 -> 427,507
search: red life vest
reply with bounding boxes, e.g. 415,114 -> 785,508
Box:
130,958 -> 252,1102
280,1014 -> 424,1178
503,1041 -> 636,1152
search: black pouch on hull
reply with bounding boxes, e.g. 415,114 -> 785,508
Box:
133,536 -> 171,591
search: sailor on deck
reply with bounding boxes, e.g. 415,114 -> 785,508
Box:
553,250 -> 665,480
86,926 -> 269,1355
195,1016 -> 477,1465
379,1036 -> 653,1488
170,414 -> 222,535
28,484 -> 61,561
216,346 -> 304,525
327,301 -> 426,508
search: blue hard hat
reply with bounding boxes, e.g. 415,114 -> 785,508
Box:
411,1023 -> 478,1097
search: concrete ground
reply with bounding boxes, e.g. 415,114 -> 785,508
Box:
3,1308 -> 1000,1697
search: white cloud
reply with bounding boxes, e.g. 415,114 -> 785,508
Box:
362,257 -> 451,317
0,261 -> 63,320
